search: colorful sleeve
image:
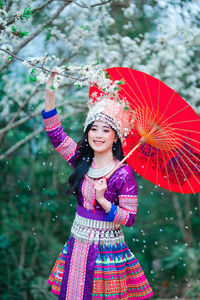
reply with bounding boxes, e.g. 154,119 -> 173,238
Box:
105,165 -> 138,227
41,108 -> 77,167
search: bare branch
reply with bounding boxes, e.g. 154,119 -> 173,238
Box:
91,0 -> 112,8
0,86 -> 40,142
172,194 -> 187,243
73,0 -> 112,8
0,100 -> 87,135
0,110 -> 84,160
0,1 -> 73,73
0,127 -> 43,161
59,52 -> 77,66
185,194 -> 193,246
6,0 -> 14,13
32,0 -> 55,14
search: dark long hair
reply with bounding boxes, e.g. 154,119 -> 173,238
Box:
68,122 -> 124,196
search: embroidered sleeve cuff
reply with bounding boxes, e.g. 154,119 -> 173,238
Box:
104,203 -> 117,222
41,108 -> 61,132
42,108 -> 57,119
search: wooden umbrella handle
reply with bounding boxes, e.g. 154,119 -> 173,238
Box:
105,141 -> 143,181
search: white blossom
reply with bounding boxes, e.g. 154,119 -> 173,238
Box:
123,3 -> 136,18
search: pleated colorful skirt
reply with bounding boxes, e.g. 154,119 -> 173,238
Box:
48,214 -> 154,299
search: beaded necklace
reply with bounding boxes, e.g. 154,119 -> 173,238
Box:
87,160 -> 116,178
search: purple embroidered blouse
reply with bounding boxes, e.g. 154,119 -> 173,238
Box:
42,108 -> 138,227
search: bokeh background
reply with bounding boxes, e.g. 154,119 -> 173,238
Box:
0,0 -> 200,299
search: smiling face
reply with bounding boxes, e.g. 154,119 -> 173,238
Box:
88,121 -> 117,154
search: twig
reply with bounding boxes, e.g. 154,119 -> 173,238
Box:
0,127 -> 43,161
59,52 -> 77,66
0,1 -> 73,73
32,0 -> 56,14
0,109 -> 84,160
91,0 -> 112,8
5,0 -> 55,27
0,48 -> 83,81
0,101 -> 87,135
0,86 -> 40,142
6,0 -> 14,13
172,194 -> 187,243
73,0 -> 112,8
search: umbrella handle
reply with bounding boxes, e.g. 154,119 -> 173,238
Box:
105,141 -> 143,181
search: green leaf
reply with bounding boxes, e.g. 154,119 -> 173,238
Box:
11,25 -> 16,33
21,7 -> 33,20
29,70 -> 37,82
75,84 -> 81,88
50,84 -> 55,90
80,25 -> 90,31
19,30 -> 29,38
46,32 -> 51,41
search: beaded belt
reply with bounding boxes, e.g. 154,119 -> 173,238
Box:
71,213 -> 124,245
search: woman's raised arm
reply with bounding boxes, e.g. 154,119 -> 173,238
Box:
45,71 -> 56,112
42,72 -> 78,168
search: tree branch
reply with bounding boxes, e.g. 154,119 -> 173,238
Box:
32,0 -> 56,14
185,194 -> 193,246
73,0 -> 112,8
0,1 -> 73,73
0,86 -> 40,142
0,48 -> 84,81
0,101 -> 87,136
6,0 -> 14,13
5,0 -> 55,27
91,0 -> 112,8
172,194 -> 187,243
0,109 -> 85,160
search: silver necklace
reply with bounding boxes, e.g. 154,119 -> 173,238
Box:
87,160 -> 116,178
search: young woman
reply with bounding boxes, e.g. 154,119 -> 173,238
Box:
42,73 -> 153,299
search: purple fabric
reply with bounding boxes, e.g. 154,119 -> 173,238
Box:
83,242 -> 99,300
46,125 -> 78,167
59,236 -> 75,300
47,126 -> 68,148
77,205 -> 106,220
125,213 -> 136,227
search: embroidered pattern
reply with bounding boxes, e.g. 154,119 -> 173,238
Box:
113,207 -> 129,225
48,240 -> 70,295
56,136 -> 77,161
43,114 -> 61,132
92,242 -> 154,299
119,195 -> 137,214
81,175 -> 96,209
66,239 -> 89,300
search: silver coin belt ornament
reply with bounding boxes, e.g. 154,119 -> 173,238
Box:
71,214 -> 124,246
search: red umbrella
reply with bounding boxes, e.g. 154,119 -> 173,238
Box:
89,67 -> 200,194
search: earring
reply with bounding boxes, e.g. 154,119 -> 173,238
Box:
113,141 -> 117,151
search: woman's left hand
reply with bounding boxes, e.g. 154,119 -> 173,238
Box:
94,178 -> 107,203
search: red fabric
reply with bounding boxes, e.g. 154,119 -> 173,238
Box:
89,67 -> 200,194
